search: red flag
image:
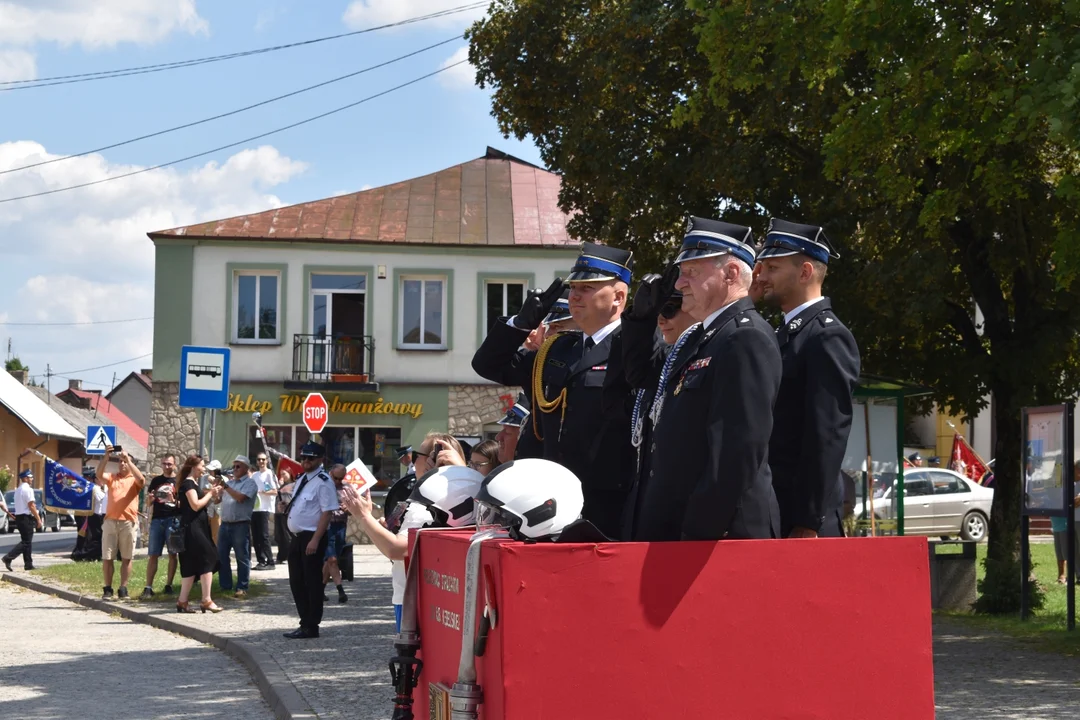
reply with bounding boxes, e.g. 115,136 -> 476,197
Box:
949,433 -> 992,485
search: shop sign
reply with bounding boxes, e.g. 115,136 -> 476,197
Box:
223,393 -> 424,419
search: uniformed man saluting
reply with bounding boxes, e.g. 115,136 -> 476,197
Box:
754,219 -> 861,538
631,217 -> 782,542
283,441 -> 339,639
471,243 -> 635,538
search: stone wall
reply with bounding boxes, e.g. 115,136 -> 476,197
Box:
447,384 -> 518,437
149,382 -> 202,462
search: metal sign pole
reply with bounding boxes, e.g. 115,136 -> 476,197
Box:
1067,404 -> 1075,632
209,409 -> 217,461
199,408 -> 207,458
1021,408 -> 1030,621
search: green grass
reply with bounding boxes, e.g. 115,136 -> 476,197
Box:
939,541 -> 1080,655
31,558 -> 267,603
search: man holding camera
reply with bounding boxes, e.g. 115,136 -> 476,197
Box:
215,455 -> 258,599
95,446 -> 146,600
141,454 -> 180,599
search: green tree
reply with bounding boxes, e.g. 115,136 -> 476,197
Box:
470,0 -> 1080,611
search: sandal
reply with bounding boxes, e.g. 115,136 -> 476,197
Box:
200,600 -> 224,613
176,601 -> 197,614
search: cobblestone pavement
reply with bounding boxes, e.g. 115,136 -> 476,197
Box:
0,581 -> 271,719
27,545 -> 400,719
934,618 -> 1080,719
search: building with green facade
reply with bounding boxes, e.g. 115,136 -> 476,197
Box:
146,148 -> 579,489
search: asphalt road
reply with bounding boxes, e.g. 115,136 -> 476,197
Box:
0,526 -> 79,555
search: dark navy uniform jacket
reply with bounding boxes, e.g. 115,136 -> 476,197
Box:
629,296 -> 782,542
770,297 -> 860,537
471,319 -> 634,538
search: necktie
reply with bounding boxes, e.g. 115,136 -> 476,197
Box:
646,322 -> 702,430
582,336 -> 595,360
285,473 -> 309,524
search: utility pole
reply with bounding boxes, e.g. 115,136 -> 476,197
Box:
45,364 -> 52,403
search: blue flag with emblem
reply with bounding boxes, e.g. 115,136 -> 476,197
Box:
43,459 -> 94,516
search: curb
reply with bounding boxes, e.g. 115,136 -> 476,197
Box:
2,573 -> 315,720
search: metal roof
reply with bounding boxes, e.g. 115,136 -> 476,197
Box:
56,388 -> 149,448
149,148 -> 576,248
27,386 -> 148,462
0,370 -> 82,440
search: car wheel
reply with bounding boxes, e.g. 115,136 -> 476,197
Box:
960,511 -> 988,542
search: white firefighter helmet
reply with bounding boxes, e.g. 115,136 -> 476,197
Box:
408,465 -> 485,527
474,459 -> 583,540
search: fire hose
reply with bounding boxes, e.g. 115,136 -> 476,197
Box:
449,528 -> 509,720
389,528 -> 428,720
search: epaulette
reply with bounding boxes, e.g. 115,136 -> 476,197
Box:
816,311 -> 840,328
315,470 -> 331,481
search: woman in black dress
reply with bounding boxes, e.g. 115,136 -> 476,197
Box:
175,455 -> 223,613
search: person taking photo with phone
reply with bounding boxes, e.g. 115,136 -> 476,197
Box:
95,446 -> 146,600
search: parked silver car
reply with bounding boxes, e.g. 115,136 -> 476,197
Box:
855,468 -> 993,541
3,490 -> 63,532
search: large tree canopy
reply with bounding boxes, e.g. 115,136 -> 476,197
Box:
470,0 -> 1080,610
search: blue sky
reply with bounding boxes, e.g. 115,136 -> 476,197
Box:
0,0 -> 541,397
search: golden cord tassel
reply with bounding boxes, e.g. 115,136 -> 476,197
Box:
531,332 -> 569,441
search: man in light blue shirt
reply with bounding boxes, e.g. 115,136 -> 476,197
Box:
215,455 -> 257,598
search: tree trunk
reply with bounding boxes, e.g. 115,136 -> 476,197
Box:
979,384 -> 1024,612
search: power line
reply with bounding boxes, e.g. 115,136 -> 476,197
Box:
53,374 -> 113,389
0,36 -> 461,177
0,61 -> 467,205
0,3 -> 485,91
0,317 -> 153,326
53,353 -> 152,375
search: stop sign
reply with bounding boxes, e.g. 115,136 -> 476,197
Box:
302,392 -> 329,434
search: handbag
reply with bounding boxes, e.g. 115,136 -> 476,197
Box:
167,524 -> 187,554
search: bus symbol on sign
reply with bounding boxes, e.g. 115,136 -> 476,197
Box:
188,364 -> 221,378
302,393 -> 329,434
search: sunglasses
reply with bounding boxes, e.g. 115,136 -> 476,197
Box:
468,460 -> 492,469
659,300 -> 682,319
411,450 -> 431,463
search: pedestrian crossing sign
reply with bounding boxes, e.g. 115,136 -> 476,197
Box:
85,425 -> 116,455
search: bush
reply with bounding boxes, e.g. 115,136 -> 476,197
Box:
0,465 -> 11,494
975,554 -> 1046,614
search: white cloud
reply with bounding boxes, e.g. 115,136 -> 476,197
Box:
343,0 -> 484,31
0,0 -> 208,49
0,49 -> 35,82
0,141 -> 307,387
438,46 -> 476,90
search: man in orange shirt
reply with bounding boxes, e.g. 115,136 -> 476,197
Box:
95,446 -> 146,600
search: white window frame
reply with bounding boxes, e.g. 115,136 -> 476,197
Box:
233,270 -> 281,345
398,274 -> 448,350
483,279 -> 529,334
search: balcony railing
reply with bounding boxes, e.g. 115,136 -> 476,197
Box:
289,334 -> 376,389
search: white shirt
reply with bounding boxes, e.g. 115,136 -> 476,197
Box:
286,467 -> 340,534
391,504 -> 434,605
702,299 -> 741,331
93,485 -> 108,515
251,468 -> 278,513
13,482 -> 35,515
783,296 -> 825,326
584,318 -> 621,347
